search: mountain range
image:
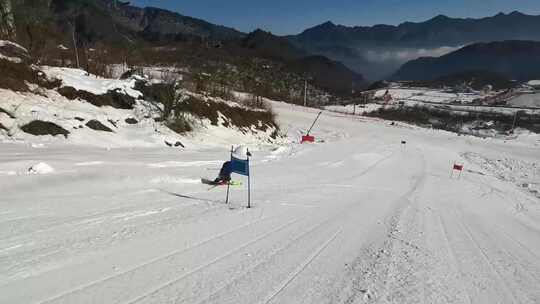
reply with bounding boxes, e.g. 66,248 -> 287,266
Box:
2,0 -> 540,92
104,5 -> 540,85
393,40 -> 540,82
0,0 -> 367,96
287,11 -> 540,80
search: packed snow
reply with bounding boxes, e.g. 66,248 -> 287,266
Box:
526,80 -> 540,87
373,88 -> 483,104
325,103 -> 382,115
1,99 -> 540,304
27,162 -> 55,174
41,66 -> 143,98
0,67 -> 280,149
508,92 -> 540,108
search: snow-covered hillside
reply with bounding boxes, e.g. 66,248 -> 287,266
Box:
509,92 -> 540,108
1,98 -> 539,303
373,88 -> 484,104
0,64 -> 282,149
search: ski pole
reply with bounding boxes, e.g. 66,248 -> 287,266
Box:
307,111 -> 323,135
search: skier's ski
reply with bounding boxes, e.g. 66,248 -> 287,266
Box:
201,178 -> 242,187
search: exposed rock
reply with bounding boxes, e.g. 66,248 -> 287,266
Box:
28,162 -> 55,174
165,140 -> 185,148
108,119 -> 118,128
86,120 -> 113,132
58,87 -> 135,109
125,117 -> 138,124
120,69 -> 137,80
0,40 -> 30,63
20,120 -> 70,138
0,57 -> 60,91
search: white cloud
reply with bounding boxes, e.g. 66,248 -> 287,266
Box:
364,46 -> 462,63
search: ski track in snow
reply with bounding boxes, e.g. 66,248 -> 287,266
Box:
38,213 -> 291,304
1,101 -> 539,303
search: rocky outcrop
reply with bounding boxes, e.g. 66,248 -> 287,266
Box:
85,119 -> 113,132
20,120 -> 70,138
57,86 -> 136,109
0,40 -> 29,63
0,40 -> 59,91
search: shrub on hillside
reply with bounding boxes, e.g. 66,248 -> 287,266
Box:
125,117 -> 138,124
0,59 -> 60,91
58,87 -> 135,109
367,105 -> 540,134
166,115 -> 193,134
410,70 -> 515,90
85,120 -> 113,132
136,81 -> 280,135
176,96 -> 279,132
20,120 -> 69,138
135,81 -> 181,119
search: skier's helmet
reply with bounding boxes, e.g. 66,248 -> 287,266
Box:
233,145 -> 252,159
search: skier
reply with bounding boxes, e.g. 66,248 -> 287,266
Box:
214,161 -> 233,184
203,146 -> 252,186
213,147 -> 251,184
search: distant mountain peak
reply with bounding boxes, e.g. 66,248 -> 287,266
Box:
509,10 -> 525,16
494,11 -> 526,18
251,28 -> 270,35
433,14 -> 450,20
290,10 -> 540,80
320,21 -> 336,27
307,21 -> 336,31
393,40 -> 540,82
427,14 -> 452,23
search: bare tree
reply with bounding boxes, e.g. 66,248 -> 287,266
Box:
161,73 -> 188,120
10,0 -> 53,58
0,0 -> 15,40
68,21 -> 80,68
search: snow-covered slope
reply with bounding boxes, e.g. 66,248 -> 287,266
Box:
374,88 -> 483,104
1,99 -> 539,303
508,92 -> 540,108
41,66 -> 143,98
0,66 -> 281,149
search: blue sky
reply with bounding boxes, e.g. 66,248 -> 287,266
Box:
131,0 -> 540,35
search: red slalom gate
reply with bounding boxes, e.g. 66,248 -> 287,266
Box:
451,162 -> 464,179
301,111 -> 323,144
301,135 -> 315,143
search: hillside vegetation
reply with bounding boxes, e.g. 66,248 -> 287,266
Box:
0,40 -> 282,146
0,0 -> 365,104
